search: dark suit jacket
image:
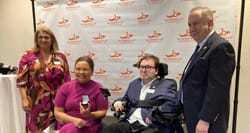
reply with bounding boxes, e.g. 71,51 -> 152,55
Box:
181,32 -> 235,133
114,77 -> 179,129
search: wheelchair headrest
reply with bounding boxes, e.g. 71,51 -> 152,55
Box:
157,63 -> 168,78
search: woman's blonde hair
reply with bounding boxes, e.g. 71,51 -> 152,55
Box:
33,27 -> 59,52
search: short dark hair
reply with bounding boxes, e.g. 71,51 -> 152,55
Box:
75,56 -> 94,72
137,54 -> 159,68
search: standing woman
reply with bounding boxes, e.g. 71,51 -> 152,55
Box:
54,56 -> 108,133
17,27 -> 71,133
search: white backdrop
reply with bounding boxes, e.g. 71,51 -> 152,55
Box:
35,0 -> 238,113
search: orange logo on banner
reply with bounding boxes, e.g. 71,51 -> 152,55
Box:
137,51 -> 146,58
119,0 -> 135,6
137,12 -> 151,24
109,51 -> 123,62
82,16 -> 95,23
166,50 -> 180,57
43,1 -> 54,8
137,12 -> 149,20
68,34 -> 80,41
179,29 -> 190,38
119,32 -> 135,43
67,0 -> 78,6
107,14 -> 123,25
91,0 -> 106,8
93,33 -> 106,40
218,28 -> 232,40
57,17 -> 69,26
120,68 -> 133,76
95,68 -> 107,75
164,50 -> 182,62
110,85 -> 123,92
85,51 -> 96,58
166,10 -> 181,18
218,28 -> 230,37
37,19 -> 45,26
110,51 -> 122,58
81,16 -> 96,26
92,33 -> 107,44
147,0 -> 163,4
146,30 -> 163,42
165,10 -> 183,23
177,29 -> 193,42
147,30 -> 161,39
109,14 -> 121,22
92,0 -> 104,4
120,32 -> 133,39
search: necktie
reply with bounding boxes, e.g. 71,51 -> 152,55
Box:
190,45 -> 200,63
184,45 -> 200,73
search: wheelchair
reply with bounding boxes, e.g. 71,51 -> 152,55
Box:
110,63 -> 185,133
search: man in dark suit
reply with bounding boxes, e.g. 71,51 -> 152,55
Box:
179,7 -> 235,133
102,54 -> 180,133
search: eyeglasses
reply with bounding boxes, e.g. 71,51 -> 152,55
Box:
138,65 -> 155,71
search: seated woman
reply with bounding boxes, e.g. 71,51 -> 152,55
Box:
54,56 -> 109,133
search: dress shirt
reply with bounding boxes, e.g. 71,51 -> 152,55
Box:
127,78 -> 156,126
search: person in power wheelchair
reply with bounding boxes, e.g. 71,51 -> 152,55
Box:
102,54 -> 183,133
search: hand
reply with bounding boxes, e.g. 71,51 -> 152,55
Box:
22,98 -> 31,112
79,103 -> 91,117
114,102 -> 125,112
195,119 -> 210,133
73,117 -> 87,128
145,117 -> 152,125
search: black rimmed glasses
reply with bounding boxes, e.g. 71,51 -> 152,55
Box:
138,65 -> 155,71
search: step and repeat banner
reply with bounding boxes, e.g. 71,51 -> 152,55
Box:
35,0 -> 238,113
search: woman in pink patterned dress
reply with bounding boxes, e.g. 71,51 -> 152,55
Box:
17,27 -> 71,133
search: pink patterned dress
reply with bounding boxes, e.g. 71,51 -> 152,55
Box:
17,50 -> 71,133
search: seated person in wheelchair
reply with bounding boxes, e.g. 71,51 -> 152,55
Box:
54,56 -> 109,133
102,54 -> 181,133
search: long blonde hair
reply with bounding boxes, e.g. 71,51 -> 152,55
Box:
33,27 -> 59,52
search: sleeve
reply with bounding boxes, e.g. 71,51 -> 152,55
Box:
16,51 -> 31,88
159,79 -> 179,113
112,81 -> 135,106
55,84 -> 68,107
146,79 -> 179,121
96,91 -> 109,110
199,42 -> 235,123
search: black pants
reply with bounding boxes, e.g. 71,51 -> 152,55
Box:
102,121 -> 160,133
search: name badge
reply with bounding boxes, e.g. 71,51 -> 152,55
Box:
147,89 -> 155,93
53,61 -> 61,65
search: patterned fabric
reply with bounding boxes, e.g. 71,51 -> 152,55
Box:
17,49 -> 71,133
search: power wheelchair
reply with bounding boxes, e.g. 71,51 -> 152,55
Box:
109,63 -> 185,133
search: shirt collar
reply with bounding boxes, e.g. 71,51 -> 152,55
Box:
198,30 -> 215,50
141,77 -> 156,86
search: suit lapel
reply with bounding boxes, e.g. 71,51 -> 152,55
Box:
181,32 -> 217,81
145,79 -> 159,99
